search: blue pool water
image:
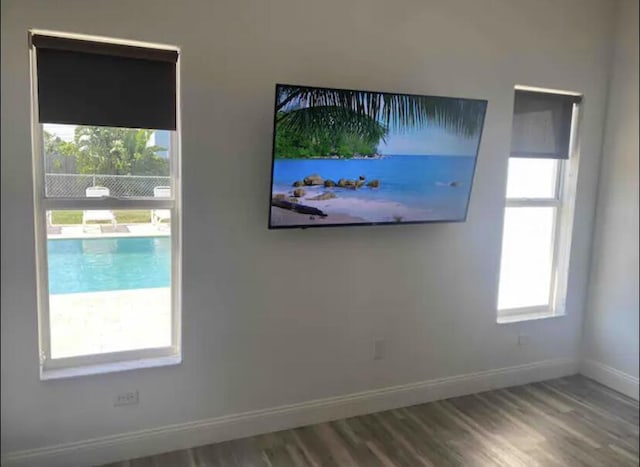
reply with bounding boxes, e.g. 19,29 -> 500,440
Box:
47,236 -> 171,295
272,155 -> 477,220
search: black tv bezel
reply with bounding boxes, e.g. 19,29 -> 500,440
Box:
268,83 -> 488,230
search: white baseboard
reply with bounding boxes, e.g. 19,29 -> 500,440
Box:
580,359 -> 640,400
1,357 -> 578,467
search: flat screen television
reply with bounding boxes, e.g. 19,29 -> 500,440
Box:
268,84 -> 488,229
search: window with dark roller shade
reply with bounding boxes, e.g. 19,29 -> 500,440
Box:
498,86 -> 582,324
30,32 -> 182,378
32,34 -> 178,130
510,90 -> 581,159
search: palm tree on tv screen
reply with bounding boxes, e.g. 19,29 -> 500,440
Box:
275,85 -> 485,147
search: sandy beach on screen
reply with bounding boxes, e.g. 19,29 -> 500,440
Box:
270,191 -> 436,226
270,206 -> 365,226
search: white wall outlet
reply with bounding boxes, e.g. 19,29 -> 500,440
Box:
517,334 -> 530,346
114,390 -> 139,407
374,340 -> 386,360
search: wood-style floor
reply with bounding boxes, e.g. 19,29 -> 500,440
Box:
102,375 -> 639,467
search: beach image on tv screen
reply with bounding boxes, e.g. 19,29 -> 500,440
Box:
269,84 -> 487,228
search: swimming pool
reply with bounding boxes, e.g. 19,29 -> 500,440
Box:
47,236 -> 171,295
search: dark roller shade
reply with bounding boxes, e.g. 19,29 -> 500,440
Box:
33,34 -> 178,130
510,90 -> 582,159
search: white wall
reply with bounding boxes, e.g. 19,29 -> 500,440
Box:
582,0 -> 639,395
1,0 -> 616,462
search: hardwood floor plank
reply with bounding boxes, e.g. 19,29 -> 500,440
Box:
284,442 -> 312,467
191,443 -> 228,467
97,376 -> 639,467
358,413 -> 417,467
152,448 -> 196,467
537,381 -> 640,436
363,440 -> 397,467
262,444 -> 296,467
475,392 -> 547,446
289,428 -> 323,467
332,419 -> 361,447
128,456 -> 155,467
500,386 -> 602,449
228,436 -> 267,467
312,422 -> 359,466
549,376 -> 639,424
388,409 -> 465,466
434,399 -> 538,467
450,393 -> 545,448
412,403 -> 491,466
292,425 -> 342,466
609,443 -> 640,464
340,417 -> 389,467
372,412 -> 435,467
327,419 -> 384,466
521,385 -> 573,413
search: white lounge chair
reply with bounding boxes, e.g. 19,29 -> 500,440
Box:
152,186 -> 171,227
82,186 -> 116,231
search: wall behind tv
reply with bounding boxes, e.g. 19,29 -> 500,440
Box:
1,0 -> 616,464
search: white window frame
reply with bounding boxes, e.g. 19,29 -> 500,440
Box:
497,91 -> 581,324
29,31 -> 182,379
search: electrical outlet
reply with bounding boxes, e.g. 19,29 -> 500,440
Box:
517,334 -> 530,346
114,390 -> 139,407
374,340 -> 386,360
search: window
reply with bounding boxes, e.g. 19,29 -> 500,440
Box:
30,31 -> 181,378
497,87 -> 581,323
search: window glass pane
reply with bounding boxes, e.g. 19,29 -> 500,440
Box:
497,207 -> 555,310
46,209 -> 172,358
506,158 -> 558,199
43,124 -> 172,199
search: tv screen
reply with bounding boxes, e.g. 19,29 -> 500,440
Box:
268,84 -> 487,229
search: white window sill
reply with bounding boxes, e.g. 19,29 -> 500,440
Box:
497,309 -> 565,324
40,353 -> 181,380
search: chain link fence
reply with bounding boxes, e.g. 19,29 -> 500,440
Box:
45,173 -> 171,198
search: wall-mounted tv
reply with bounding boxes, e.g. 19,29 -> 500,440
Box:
268,84 -> 488,229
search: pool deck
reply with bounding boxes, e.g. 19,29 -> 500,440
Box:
50,287 -> 172,359
48,222 -> 170,239
47,223 -> 172,358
